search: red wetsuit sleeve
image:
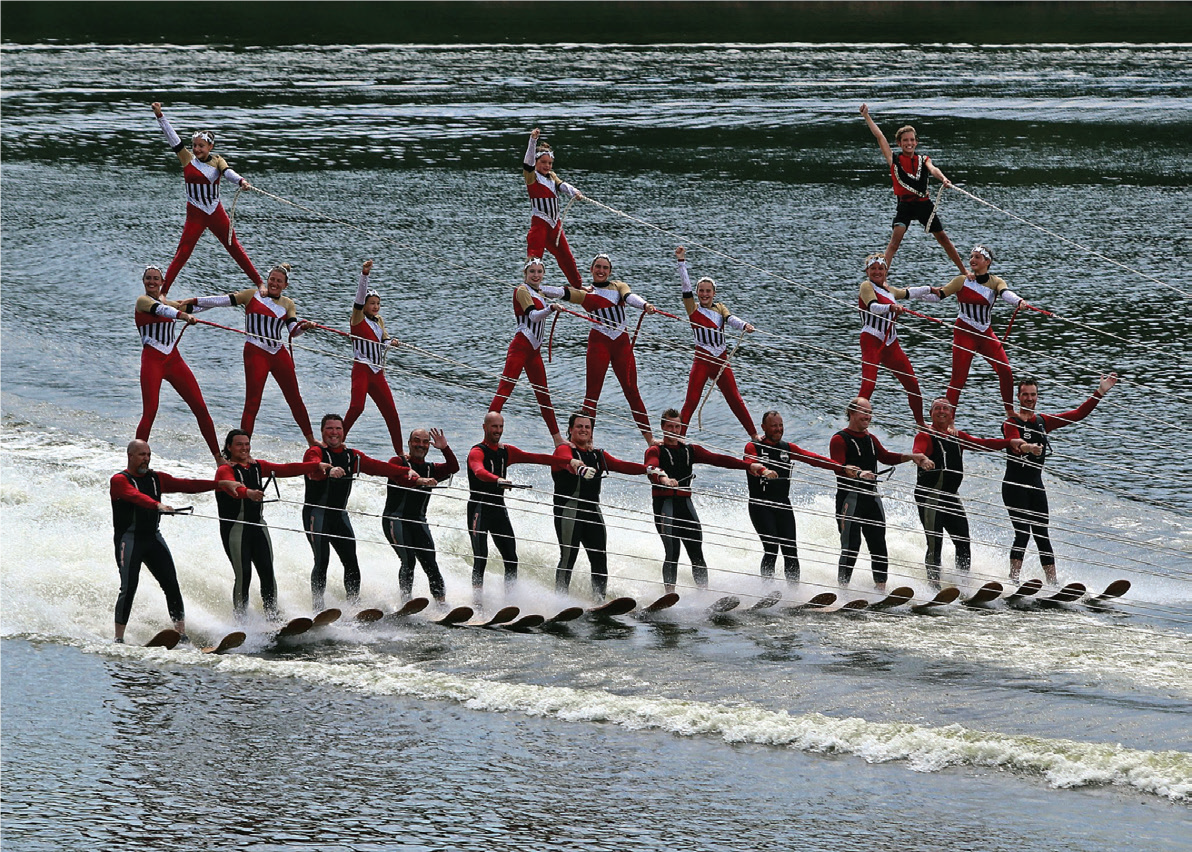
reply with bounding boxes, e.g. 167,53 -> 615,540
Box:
790,443 -> 844,473
601,451 -> 649,476
691,443 -> 753,471
644,445 -> 666,484
302,445 -> 329,478
868,434 -> 905,466
550,443 -> 576,473
913,432 -> 934,457
357,451 -> 418,482
156,471 -> 217,495
110,473 -> 162,509
829,434 -> 847,466
1040,393 -> 1102,433
431,447 -> 461,480
954,430 -> 1014,452
259,459 -> 325,479
505,444 -> 557,468
468,446 -> 501,483
215,464 -> 247,498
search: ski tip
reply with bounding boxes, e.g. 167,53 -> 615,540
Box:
435,606 -> 474,626
544,606 -> 585,625
708,595 -> 740,614
478,605 -> 520,626
312,608 -> 342,627
203,631 -> 246,654
354,608 -> 385,624
145,628 -> 182,649
747,590 -> 783,611
1096,579 -> 1131,600
841,598 -> 869,611
394,597 -> 431,617
643,592 -> 681,613
278,617 -> 314,637
506,614 -> 546,630
589,596 -> 636,618
806,592 -> 838,609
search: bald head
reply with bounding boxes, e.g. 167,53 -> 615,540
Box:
126,439 -> 152,475
482,411 -> 505,445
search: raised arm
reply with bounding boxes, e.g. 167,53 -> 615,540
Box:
351,259 -> 373,325
152,101 -> 192,167
859,103 -> 894,166
676,246 -> 696,316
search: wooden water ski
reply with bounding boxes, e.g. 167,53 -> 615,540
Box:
434,606 -> 474,626
962,581 -> 1004,608
202,631 -> 246,655
708,595 -> 740,614
869,587 -> 914,610
1004,578 -> 1043,605
390,597 -> 430,618
471,605 -> 520,627
1086,579 -> 1131,606
145,628 -> 181,649
542,606 -> 585,626
840,598 -> 869,612
354,608 -> 385,624
588,597 -> 636,619
277,617 -> 314,638
747,590 -> 783,611
910,586 -> 961,614
643,592 -> 680,613
1036,582 -> 1086,607
785,592 -> 838,613
312,608 -> 342,628
505,614 -> 546,631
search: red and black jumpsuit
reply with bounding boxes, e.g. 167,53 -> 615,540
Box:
490,284 -> 561,437
523,132 -> 582,287
343,270 -> 403,454
857,277 -> 925,426
829,428 -> 904,586
382,447 -> 460,602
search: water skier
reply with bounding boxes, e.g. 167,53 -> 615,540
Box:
383,428 -> 460,606
343,259 -> 404,455
830,398 -> 933,592
674,246 -> 759,440
490,258 -> 566,446
135,264 -> 223,466
855,253 -> 926,427
523,128 -> 584,287
192,263 -> 318,446
646,408 -> 775,595
151,102 -> 262,295
1002,373 -> 1118,584
859,103 -> 966,276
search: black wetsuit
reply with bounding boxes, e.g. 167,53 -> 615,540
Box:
1002,414 -> 1054,567
831,429 -> 896,586
111,471 -> 185,627
304,446 -> 361,610
216,461 -> 278,617
915,432 -> 972,583
745,441 -> 802,583
467,443 -> 519,589
382,451 -> 457,601
553,446 -> 611,597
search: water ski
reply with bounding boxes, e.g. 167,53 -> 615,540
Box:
869,587 -> 914,610
910,586 -> 961,614
643,592 -> 680,613
962,581 -> 1004,609
1004,578 -> 1043,605
1087,579 -> 1131,606
588,597 -> 636,619
840,598 -> 870,612
708,595 -> 740,615
354,608 -> 385,624
145,628 -> 181,649
786,592 -> 837,613
434,606 -> 474,626
747,590 -> 783,611
542,606 -> 585,626
1037,582 -> 1086,607
312,608 -> 342,628
277,617 -> 314,639
390,597 -> 430,618
202,631 -> 246,655
505,614 -> 546,631
471,605 -> 520,627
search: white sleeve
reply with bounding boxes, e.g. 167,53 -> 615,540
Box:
524,135 -> 537,168
287,317 -> 306,339
625,293 -> 647,310
354,273 -> 370,307
1000,289 -> 1023,306
677,260 -> 692,295
558,181 -> 579,198
868,302 -> 894,316
540,285 -> 566,299
726,314 -> 748,331
528,307 -> 553,323
222,166 -> 244,185
906,286 -> 940,302
195,294 -> 234,310
157,113 -> 182,149
152,303 -> 182,320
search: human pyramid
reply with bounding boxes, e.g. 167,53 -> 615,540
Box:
111,102 -> 1118,643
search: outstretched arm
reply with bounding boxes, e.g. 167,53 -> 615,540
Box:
859,103 -> 894,166
152,101 -> 192,167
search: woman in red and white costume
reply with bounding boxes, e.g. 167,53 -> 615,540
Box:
489,258 -> 565,446
548,254 -> 657,446
855,253 -> 926,427
193,264 -> 317,446
151,101 -> 263,295
908,244 -> 1028,418
135,265 -> 223,466
342,259 -> 404,455
523,128 -> 584,287
673,246 -> 759,440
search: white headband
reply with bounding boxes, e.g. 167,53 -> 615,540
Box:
193,131 -> 214,145
535,149 -> 553,160
971,245 -> 994,261
864,256 -> 888,270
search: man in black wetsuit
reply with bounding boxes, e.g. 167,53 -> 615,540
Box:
743,410 -> 844,584
1002,373 -> 1117,583
303,414 -> 436,611
382,428 -> 459,605
829,398 -> 932,591
550,413 -> 650,600
109,439 -> 223,643
913,399 -> 1035,588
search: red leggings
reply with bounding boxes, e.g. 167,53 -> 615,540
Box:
138,347 -> 221,458
490,334 -> 560,436
582,332 -> 652,439
344,363 -> 403,455
241,343 -> 313,440
680,350 -> 757,437
527,218 -> 582,287
858,334 -> 925,425
164,203 -> 263,295
949,324 -> 1014,413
